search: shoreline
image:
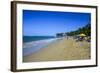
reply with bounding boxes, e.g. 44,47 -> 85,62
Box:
23,38 -> 60,56
23,37 -> 91,62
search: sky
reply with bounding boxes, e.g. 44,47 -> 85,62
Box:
23,10 -> 91,36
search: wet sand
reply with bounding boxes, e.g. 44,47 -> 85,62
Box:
23,37 -> 91,62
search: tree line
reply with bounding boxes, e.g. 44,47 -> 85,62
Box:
56,23 -> 91,37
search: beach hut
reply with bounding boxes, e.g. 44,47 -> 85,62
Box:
77,33 -> 86,41
79,33 -> 86,37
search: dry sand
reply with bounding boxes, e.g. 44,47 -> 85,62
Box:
23,37 -> 91,62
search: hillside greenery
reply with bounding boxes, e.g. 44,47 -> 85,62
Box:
66,23 -> 91,36
56,23 -> 91,37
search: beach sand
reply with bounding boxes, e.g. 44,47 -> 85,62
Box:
23,37 -> 91,62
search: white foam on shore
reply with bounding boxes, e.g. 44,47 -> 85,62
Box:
23,38 -> 59,56
23,38 -> 58,48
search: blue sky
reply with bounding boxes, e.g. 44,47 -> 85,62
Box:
23,10 -> 91,36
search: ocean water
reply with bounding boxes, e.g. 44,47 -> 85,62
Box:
23,36 -> 58,56
23,38 -> 58,56
23,36 -> 55,43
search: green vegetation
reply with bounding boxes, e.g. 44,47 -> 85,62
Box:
56,23 -> 91,37
66,23 -> 91,36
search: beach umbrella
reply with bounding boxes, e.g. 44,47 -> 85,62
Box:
79,33 -> 86,37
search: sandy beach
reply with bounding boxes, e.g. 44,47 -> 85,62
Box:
23,37 -> 91,62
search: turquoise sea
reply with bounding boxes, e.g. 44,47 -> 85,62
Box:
23,36 -> 55,43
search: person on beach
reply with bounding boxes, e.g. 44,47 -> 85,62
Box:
67,36 -> 68,40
